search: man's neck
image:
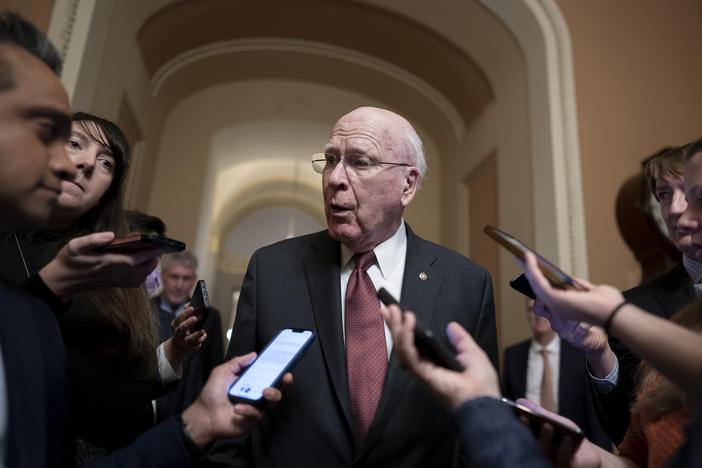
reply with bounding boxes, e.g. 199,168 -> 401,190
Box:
534,332 -> 557,347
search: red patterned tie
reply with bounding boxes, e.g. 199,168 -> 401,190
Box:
345,250 -> 387,446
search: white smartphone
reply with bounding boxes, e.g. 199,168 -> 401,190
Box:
227,328 -> 315,406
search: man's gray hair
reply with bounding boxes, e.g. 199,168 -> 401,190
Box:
404,125 -> 426,181
161,250 -> 198,272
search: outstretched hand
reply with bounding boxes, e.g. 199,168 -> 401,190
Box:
164,304 -> 207,374
520,252 -> 624,327
39,231 -> 162,301
533,300 -> 609,354
382,305 -> 500,411
181,352 -> 293,447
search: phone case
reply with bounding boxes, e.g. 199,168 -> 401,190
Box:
93,234 -> 185,254
509,273 -> 536,299
189,280 -> 210,331
377,288 -> 463,371
483,226 -> 584,291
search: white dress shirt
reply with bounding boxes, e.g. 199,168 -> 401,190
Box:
526,336 -> 560,411
339,220 -> 407,360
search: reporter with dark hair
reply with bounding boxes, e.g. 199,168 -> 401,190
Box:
0,12 -> 288,467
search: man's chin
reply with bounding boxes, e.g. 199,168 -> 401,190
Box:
327,224 -> 359,243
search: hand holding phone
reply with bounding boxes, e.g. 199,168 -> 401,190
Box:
483,226 -> 586,297
503,398 -> 584,451
188,280 -> 210,331
92,234 -> 186,254
228,329 -> 315,406
378,288 -> 463,371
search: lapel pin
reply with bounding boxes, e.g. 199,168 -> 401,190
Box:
419,272 -> 428,280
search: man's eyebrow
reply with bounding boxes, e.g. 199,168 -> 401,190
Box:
26,106 -> 72,138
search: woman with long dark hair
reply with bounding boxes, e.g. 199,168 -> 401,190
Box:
0,112 -> 203,462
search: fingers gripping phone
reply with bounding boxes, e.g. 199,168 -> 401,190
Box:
93,234 -> 186,254
483,226 -> 587,297
377,288 -> 464,372
228,329 -> 315,406
188,280 -> 210,331
502,398 -> 585,450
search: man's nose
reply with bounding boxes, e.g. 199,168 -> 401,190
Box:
326,160 -> 350,188
671,191 -> 688,215
50,143 -> 76,182
678,207 -> 699,232
71,148 -> 97,175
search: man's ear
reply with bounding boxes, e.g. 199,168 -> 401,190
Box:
401,168 -> 420,207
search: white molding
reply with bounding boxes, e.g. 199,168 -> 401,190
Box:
46,0 -> 80,61
150,37 -> 465,142
479,0 -> 588,277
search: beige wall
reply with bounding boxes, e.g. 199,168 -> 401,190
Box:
0,0 -> 53,31
557,0 -> 702,288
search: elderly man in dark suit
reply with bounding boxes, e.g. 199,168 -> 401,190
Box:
502,299 -> 610,450
219,106 -> 498,467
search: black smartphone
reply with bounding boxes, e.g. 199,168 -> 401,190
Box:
188,280 -> 210,331
228,328 -> 315,406
93,234 -> 186,254
509,273 -> 536,299
377,287 -> 464,372
483,226 -> 586,293
502,398 -> 584,450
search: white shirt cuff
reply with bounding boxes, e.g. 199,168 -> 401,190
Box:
588,356 -> 619,394
157,342 -> 181,383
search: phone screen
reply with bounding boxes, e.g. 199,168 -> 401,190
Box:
228,329 -> 314,404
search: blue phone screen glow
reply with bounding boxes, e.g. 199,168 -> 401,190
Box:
228,329 -> 313,402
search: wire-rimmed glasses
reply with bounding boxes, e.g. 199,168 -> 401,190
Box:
311,152 -> 409,177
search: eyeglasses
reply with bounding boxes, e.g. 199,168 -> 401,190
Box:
311,152 -> 410,176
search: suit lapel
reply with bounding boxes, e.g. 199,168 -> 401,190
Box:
302,232 -> 353,429
513,342 -> 529,398
654,263 -> 695,318
558,342 -> 572,406
359,225 -> 444,457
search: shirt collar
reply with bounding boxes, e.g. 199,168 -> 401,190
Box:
341,220 -> 406,279
531,335 -> 560,353
683,255 -> 702,283
159,295 -> 184,315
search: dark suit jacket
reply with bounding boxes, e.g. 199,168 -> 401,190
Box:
216,226 -> 498,467
454,397 -> 550,468
592,263 -> 694,444
0,279 -> 200,468
502,339 -> 611,450
0,279 -> 72,468
152,295 -> 225,422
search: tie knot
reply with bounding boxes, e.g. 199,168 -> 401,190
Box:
353,250 -> 377,272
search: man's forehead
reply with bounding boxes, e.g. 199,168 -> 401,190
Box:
165,263 -> 196,274
0,44 -> 69,113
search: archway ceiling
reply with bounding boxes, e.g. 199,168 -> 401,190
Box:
138,0 -> 493,138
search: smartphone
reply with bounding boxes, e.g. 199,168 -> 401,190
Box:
188,280 -> 210,331
502,398 -> 584,450
483,226 -> 585,293
509,273 -> 536,299
228,328 -> 315,406
377,287 -> 464,372
93,234 -> 186,254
